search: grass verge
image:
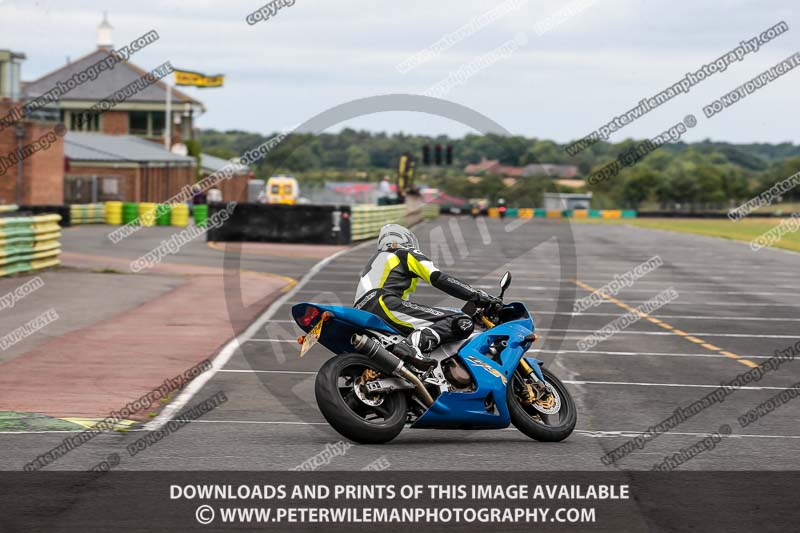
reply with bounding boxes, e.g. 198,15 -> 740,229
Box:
575,217 -> 800,253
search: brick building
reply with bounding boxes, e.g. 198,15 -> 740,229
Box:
23,15 -> 204,146
63,132 -> 196,203
0,53 -> 64,205
0,15 -> 219,205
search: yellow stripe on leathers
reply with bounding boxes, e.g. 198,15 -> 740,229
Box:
379,295 -> 414,329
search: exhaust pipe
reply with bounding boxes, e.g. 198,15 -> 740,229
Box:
351,334 -> 434,407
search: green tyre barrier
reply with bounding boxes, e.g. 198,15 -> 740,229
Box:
156,204 -> 172,226
193,204 -> 208,227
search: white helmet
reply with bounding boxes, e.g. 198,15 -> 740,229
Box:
377,224 -> 419,251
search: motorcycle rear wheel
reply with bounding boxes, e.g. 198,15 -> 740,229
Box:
507,366 -> 577,442
315,353 -> 407,444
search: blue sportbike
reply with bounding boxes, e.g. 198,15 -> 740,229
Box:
291,272 -> 576,444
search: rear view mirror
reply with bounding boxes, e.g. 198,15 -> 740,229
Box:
499,271 -> 511,298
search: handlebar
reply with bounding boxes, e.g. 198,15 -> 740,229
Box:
461,300 -> 502,329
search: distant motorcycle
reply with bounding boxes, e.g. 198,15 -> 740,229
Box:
292,272 -> 576,444
497,198 -> 507,219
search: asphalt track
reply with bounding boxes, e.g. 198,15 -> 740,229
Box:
3,217 -> 800,472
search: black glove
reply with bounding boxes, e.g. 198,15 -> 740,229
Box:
472,290 -> 501,308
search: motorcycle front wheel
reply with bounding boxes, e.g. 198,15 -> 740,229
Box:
315,353 -> 408,444
507,366 -> 577,442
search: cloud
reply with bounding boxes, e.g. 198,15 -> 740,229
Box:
2,0 -> 796,144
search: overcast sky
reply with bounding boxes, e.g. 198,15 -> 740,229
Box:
1,0 -> 798,144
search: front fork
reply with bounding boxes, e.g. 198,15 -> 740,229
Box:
517,333 -> 540,378
514,335 -> 546,405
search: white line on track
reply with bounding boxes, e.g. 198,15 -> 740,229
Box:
537,329 -> 800,339
245,329 -> 800,342
220,369 -> 316,375
5,423 -> 800,441
78,419 -> 800,441
144,242 -> 371,432
530,349 -> 773,359
563,380 -> 789,390
565,314 -> 800,322
289,292 -> 800,307
215,369 -> 791,390
319,269 -> 800,281
303,279 -> 800,292
266,315 -> 800,323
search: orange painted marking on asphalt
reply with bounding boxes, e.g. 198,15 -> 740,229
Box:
572,279 -> 759,369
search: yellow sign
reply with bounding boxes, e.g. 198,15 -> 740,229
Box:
173,69 -> 224,88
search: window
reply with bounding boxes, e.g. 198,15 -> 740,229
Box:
66,111 -> 100,132
282,184 -> 293,195
151,111 -> 165,137
129,111 -> 148,135
271,184 -> 280,194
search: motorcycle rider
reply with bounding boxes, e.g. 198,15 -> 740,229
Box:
354,223 -> 501,370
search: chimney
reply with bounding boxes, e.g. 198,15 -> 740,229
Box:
97,12 -> 113,49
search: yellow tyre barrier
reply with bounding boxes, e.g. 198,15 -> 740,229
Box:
138,203 -> 157,227
421,204 -> 441,220
105,201 -> 123,225
171,204 -> 190,227
602,210 -> 622,219
70,203 -> 105,224
0,214 -> 62,276
350,204 -> 406,241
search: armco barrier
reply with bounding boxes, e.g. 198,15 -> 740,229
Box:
70,204 -> 105,224
350,204 -> 406,241
206,202 -> 351,244
19,205 -> 71,227
0,214 -> 61,276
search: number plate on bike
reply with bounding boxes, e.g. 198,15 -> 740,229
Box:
300,319 -> 323,357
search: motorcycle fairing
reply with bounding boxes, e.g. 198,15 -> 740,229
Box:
411,318 -> 536,430
292,303 -> 399,355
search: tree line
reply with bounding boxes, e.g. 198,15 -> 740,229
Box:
196,128 -> 800,210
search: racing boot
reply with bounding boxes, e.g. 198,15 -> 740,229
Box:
390,329 -> 438,371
